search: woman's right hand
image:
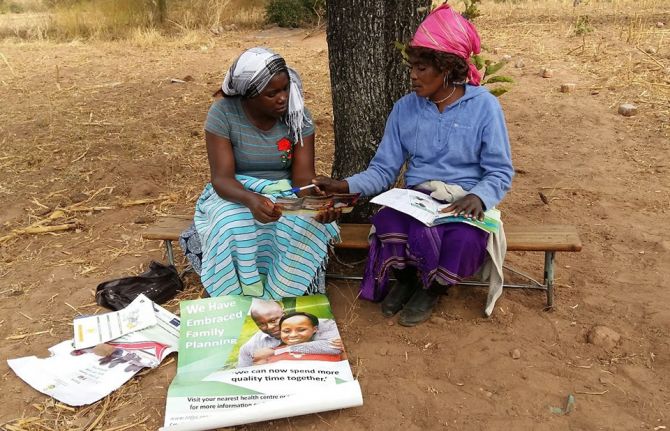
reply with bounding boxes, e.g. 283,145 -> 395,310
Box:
245,193 -> 281,224
312,176 -> 349,194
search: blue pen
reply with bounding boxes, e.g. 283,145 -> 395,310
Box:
275,184 -> 316,196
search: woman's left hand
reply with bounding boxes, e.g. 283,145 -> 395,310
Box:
314,207 -> 342,224
442,194 -> 485,221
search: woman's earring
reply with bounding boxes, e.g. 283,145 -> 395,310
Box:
443,74 -> 449,88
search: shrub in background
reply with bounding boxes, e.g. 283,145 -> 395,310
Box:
48,0 -> 156,39
265,0 -> 325,28
0,0 -> 25,13
166,0 -> 266,31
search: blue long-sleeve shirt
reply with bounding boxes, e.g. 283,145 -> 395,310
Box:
346,85 -> 514,210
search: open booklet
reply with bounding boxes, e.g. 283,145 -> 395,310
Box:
274,193 -> 360,216
370,188 -> 500,234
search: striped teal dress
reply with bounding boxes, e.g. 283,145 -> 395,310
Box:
195,176 -> 339,298
193,97 -> 339,298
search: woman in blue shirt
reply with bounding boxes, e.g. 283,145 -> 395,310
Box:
315,5 -> 514,326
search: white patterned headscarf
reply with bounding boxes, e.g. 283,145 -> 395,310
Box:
222,47 -> 311,146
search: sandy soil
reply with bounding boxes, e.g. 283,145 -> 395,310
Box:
1,2 -> 669,430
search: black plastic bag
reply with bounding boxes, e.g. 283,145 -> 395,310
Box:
95,261 -> 184,311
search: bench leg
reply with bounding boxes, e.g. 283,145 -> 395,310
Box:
165,240 -> 175,266
544,251 -> 555,308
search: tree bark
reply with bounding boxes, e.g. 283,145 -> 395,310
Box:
326,0 -> 431,222
150,0 -> 167,25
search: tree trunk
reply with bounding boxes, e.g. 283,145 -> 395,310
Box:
326,0 -> 430,222
150,0 -> 167,25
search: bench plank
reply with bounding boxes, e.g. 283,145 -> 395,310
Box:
338,223 -> 373,249
335,223 -> 581,252
142,217 -> 581,252
142,216 -> 191,241
505,224 -> 582,252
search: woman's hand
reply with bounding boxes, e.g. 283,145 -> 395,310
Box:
311,176 -> 347,223
442,194 -> 485,221
314,207 -> 341,224
245,193 -> 282,224
312,176 -> 349,195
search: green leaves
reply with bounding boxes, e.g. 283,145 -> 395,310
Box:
471,55 -> 513,98
483,75 -> 514,84
472,54 -> 485,70
265,0 -> 326,28
461,0 -> 481,21
573,15 -> 593,36
394,41 -> 409,63
484,61 -> 506,78
488,87 -> 510,97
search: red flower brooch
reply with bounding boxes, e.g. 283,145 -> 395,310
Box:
277,137 -> 293,165
277,138 -> 292,152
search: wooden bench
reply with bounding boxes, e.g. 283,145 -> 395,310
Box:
142,217 -> 581,308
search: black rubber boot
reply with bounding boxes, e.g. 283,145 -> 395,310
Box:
397,286 -> 441,327
381,267 -> 420,317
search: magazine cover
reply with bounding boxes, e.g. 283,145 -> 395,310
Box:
162,294 -> 362,431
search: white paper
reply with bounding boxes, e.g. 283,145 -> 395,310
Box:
203,360 -> 353,395
73,294 -> 157,349
8,340 -> 142,406
160,381 -> 363,431
8,299 -> 180,406
370,188 -> 502,233
370,188 -> 440,225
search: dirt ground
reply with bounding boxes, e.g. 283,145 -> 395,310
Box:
1,1 -> 669,430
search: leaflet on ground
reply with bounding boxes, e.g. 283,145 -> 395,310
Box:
161,294 -> 363,431
8,295 -> 180,406
72,293 -> 158,349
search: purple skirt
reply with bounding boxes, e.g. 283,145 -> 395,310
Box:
360,207 -> 489,302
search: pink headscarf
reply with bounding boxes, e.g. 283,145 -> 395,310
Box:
410,4 -> 482,86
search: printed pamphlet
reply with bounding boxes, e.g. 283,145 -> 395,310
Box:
370,188 -> 500,233
73,293 -> 157,349
8,296 -> 179,406
274,193 -> 360,216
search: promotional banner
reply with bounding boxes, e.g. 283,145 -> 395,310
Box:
162,294 -> 362,430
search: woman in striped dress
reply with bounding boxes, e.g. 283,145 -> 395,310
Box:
180,47 -> 339,299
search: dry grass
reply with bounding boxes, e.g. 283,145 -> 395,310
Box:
2,381 -> 155,431
167,0 -> 267,31
0,0 -> 268,41
0,0 -> 45,14
479,0 -> 669,136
